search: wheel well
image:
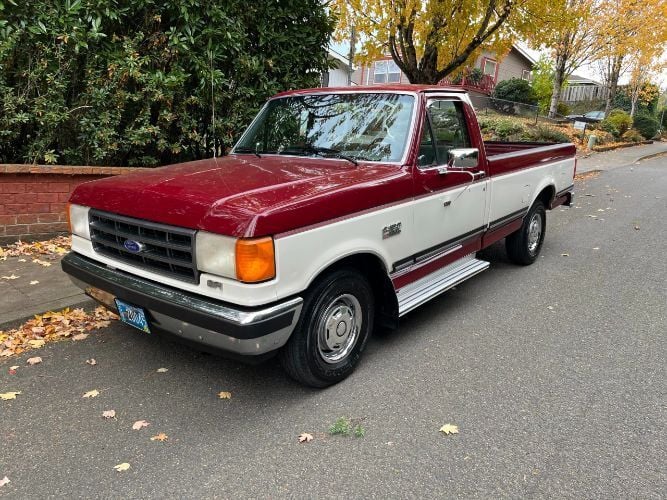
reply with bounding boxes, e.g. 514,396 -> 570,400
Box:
314,253 -> 399,331
536,185 -> 555,209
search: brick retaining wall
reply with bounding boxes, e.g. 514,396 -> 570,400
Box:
0,165 -> 150,243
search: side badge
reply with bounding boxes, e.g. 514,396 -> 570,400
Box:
382,222 -> 402,239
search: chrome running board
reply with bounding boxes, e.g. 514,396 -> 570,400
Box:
397,254 -> 490,317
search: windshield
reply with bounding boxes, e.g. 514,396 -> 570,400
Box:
234,93 -> 415,162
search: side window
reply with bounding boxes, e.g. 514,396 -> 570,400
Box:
417,118 -> 435,167
426,100 -> 471,165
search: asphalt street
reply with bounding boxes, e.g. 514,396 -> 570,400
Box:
1,156 -> 665,498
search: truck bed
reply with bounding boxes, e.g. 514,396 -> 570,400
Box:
484,141 -> 576,176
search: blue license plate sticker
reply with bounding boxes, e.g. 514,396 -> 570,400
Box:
115,299 -> 151,333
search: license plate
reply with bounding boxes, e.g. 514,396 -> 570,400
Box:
115,299 -> 151,334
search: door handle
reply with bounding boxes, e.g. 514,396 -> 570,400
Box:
471,171 -> 486,180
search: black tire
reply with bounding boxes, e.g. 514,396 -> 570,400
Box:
506,200 -> 546,265
280,268 -> 374,388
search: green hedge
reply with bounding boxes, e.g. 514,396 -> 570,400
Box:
0,0 -> 333,166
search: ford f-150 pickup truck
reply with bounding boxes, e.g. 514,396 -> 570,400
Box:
62,85 -> 575,387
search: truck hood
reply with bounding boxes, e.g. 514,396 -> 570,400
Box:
70,155 -> 411,237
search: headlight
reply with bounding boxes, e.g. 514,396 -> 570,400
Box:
195,232 -> 275,283
68,204 -> 90,239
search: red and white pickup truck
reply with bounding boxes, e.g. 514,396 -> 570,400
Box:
62,85 -> 575,387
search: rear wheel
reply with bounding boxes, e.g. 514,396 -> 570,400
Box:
506,200 -> 546,265
280,269 -> 374,388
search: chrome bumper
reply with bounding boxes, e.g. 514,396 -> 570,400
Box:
62,252 -> 302,356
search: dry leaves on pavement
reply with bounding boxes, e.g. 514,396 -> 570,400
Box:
102,410 -> 116,419
0,306 -> 118,357
150,433 -> 168,442
0,236 -> 71,260
298,433 -> 314,443
217,391 -> 232,399
0,477 -> 9,488
26,357 -> 42,365
439,424 -> 459,435
156,367 -> 168,373
0,391 -> 21,401
82,389 -> 100,399
113,463 -> 130,472
86,358 -> 97,366
132,420 -> 150,430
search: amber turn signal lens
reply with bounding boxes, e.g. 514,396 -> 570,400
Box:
235,237 -> 276,283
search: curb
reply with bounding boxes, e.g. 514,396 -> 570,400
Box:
0,297 -> 95,332
634,150 -> 667,163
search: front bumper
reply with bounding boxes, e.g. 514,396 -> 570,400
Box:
61,252 -> 303,356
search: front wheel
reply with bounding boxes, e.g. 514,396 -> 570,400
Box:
280,269 -> 374,388
506,200 -> 546,265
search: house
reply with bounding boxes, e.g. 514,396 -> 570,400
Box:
355,44 -> 535,96
561,75 -> 607,103
321,49 -> 355,87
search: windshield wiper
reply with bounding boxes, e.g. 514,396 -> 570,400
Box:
281,145 -> 359,166
234,146 -> 262,158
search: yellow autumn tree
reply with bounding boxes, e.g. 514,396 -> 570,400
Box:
593,0 -> 667,115
530,0 -> 598,118
332,0 -> 566,84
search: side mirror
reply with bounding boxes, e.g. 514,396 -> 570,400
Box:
448,148 -> 479,168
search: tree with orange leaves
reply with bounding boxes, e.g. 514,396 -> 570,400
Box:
331,0 -> 566,84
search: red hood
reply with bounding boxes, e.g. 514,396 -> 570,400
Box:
70,155 -> 411,237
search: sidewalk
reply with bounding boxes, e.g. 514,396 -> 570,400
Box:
576,141 -> 667,173
0,254 -> 90,327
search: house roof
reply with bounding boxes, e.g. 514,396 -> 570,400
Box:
567,74 -> 603,86
511,44 -> 537,67
327,48 -> 354,69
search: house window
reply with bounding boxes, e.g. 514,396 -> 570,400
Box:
373,60 -> 401,84
481,58 -> 497,80
521,69 -> 531,81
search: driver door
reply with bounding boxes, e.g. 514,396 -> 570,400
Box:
412,97 -> 488,256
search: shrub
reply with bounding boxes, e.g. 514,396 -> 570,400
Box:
605,109 -> 633,136
492,78 -> 538,105
598,120 -> 619,137
621,129 -> 644,142
521,125 -> 571,144
632,114 -> 659,139
478,117 -> 526,139
0,0 -> 334,166
556,102 -> 571,117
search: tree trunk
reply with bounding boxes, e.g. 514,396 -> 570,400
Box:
347,25 -> 356,86
548,51 -> 567,118
604,55 -> 623,117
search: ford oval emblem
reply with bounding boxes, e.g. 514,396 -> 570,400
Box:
123,239 -> 145,253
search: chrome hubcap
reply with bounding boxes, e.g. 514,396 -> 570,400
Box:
527,213 -> 542,254
317,294 -> 362,364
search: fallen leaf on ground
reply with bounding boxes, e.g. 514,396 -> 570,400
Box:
26,357 -> 42,365
1,274 -> 19,280
593,247 -> 600,250
156,367 -> 168,373
82,389 -> 99,398
0,306 -> 118,357
634,225 -> 640,230
32,259 -> 52,267
0,236 -> 71,258
0,391 -> 21,401
72,333 -> 88,341
217,391 -> 232,399
113,463 -> 130,472
132,420 -> 150,430
560,253 -> 569,257
547,306 -> 555,311
9,365 -> 19,371
0,477 -> 9,487
150,433 -> 168,442
29,280 -> 39,285
102,410 -> 116,419
298,433 -> 314,443
18,258 -> 26,262
439,424 -> 459,435
86,358 -> 97,366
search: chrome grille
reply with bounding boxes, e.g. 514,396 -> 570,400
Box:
89,210 -> 198,283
